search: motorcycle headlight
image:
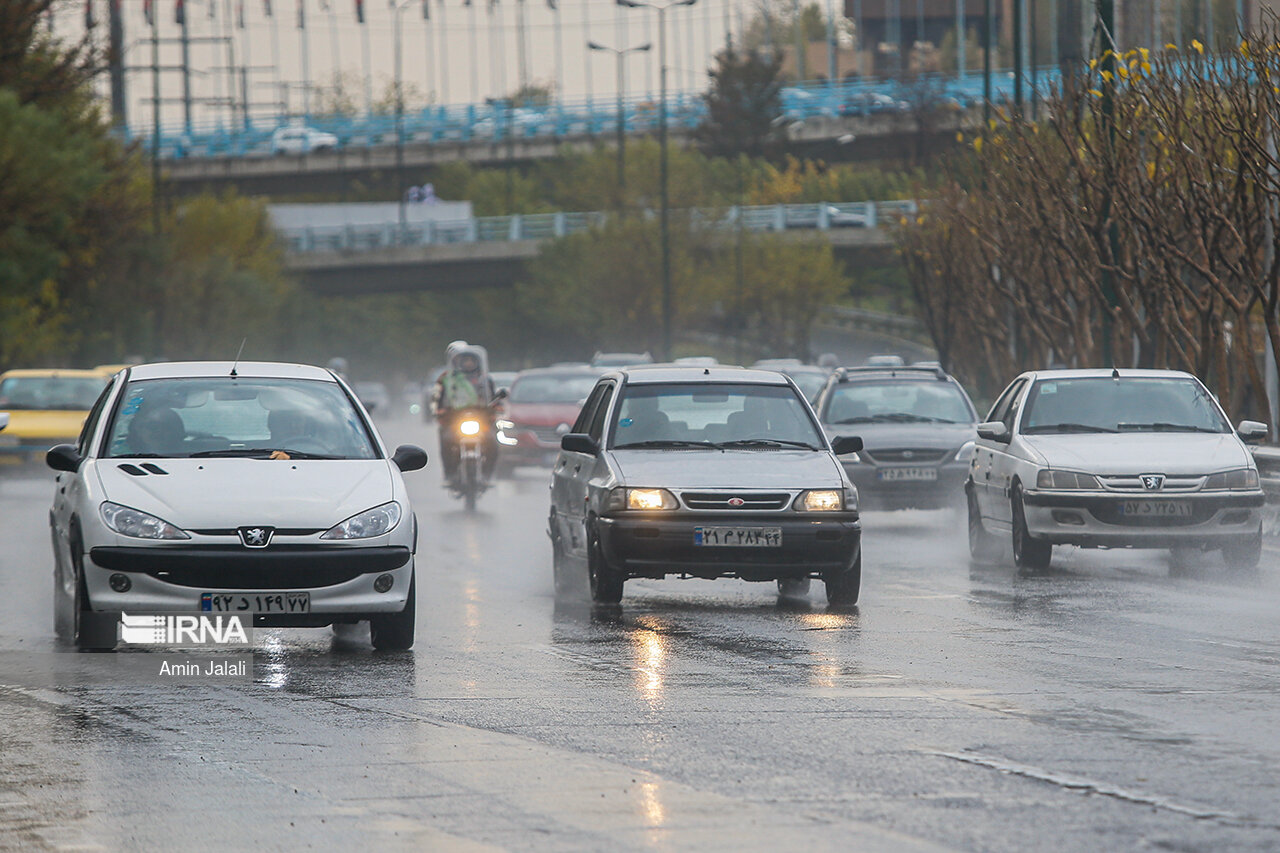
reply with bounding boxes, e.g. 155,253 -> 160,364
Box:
100,502 -> 189,540
955,440 -> 976,463
797,489 -> 845,511
1204,468 -> 1259,490
321,501 -> 403,540
459,419 -> 482,436
1036,469 -> 1101,490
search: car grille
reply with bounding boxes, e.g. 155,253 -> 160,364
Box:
862,448 -> 950,464
147,567 -> 364,589
680,492 -> 792,510
1097,475 -> 1206,493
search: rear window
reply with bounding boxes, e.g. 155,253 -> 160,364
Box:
823,380 -> 975,425
0,376 -> 107,411
510,374 -> 600,404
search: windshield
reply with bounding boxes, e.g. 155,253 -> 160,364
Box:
823,380 -> 975,425
0,375 -> 107,411
1020,377 -> 1231,435
611,383 -> 824,449
510,374 -> 600,404
104,378 -> 378,459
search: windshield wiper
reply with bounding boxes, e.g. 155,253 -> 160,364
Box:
719,438 -> 819,450
189,448 -> 345,459
112,453 -> 163,458
613,439 -> 722,450
1023,423 -> 1119,434
1117,422 -> 1223,434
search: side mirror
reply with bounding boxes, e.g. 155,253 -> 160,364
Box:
830,435 -> 863,455
492,387 -> 509,402
1237,420 -> 1269,443
391,444 -> 428,472
976,421 -> 1011,442
47,444 -> 82,473
0,412 -> 8,432
560,433 -> 599,455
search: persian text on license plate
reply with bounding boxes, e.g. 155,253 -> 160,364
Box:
1121,501 -> 1192,517
694,527 -> 782,547
201,592 -> 311,613
878,466 -> 938,482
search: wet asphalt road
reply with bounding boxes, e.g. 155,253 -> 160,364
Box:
2,414 -> 1280,851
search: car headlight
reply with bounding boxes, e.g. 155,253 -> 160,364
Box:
495,419 -> 515,431
100,502 -> 190,540
797,489 -> 845,511
1035,470 -> 1101,490
1204,468 -> 1259,490
459,419 -> 482,436
607,487 -> 678,512
955,440 -> 976,463
320,501 -> 403,540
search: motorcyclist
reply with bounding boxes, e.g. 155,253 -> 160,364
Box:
430,342 -> 498,482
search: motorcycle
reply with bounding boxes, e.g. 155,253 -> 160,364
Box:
449,391 -> 507,511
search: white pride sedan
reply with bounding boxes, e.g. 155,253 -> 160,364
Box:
47,362 -> 428,651
967,368 -> 1268,574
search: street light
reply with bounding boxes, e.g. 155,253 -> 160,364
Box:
618,0 -> 697,362
394,0 -> 414,238
587,40 -> 651,197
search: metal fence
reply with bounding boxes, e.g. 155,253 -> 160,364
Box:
276,200 -> 917,254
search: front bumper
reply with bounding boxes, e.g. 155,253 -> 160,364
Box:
843,460 -> 968,509
85,545 -> 414,617
1021,489 -> 1264,547
597,513 -> 861,581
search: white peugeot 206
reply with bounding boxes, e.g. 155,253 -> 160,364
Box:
46,362 -> 428,651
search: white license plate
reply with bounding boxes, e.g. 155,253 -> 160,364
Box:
1121,501 -> 1192,517
200,592 -> 311,613
878,467 -> 938,481
694,527 -> 782,547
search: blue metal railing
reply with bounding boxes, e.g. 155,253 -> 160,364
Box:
277,200 -> 917,254
132,69 -> 1063,161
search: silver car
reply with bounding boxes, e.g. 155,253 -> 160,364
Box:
548,366 -> 864,605
967,368 -> 1267,574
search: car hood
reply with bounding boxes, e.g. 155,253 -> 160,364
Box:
505,403 -> 582,427
1022,433 -> 1252,474
823,420 -> 975,450
95,459 -> 394,529
609,449 -> 845,489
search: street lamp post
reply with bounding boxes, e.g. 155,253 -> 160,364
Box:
394,0 -> 413,239
588,40 -> 652,197
618,0 -> 697,362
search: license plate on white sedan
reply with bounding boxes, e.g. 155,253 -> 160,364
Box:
694,527 -> 782,547
878,467 -> 938,481
200,592 -> 311,613
1121,501 -> 1192,517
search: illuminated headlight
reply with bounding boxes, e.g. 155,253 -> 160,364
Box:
607,487 -> 678,511
797,489 -> 845,511
495,419 -> 515,431
1204,468 -> 1259,490
100,502 -> 189,540
321,501 -> 402,540
955,441 -> 976,463
1036,470 -> 1101,490
459,419 -> 482,436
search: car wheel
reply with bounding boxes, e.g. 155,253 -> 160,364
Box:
967,490 -> 1001,563
587,524 -> 624,605
823,550 -> 861,606
1223,527 -> 1262,574
70,540 -> 116,652
52,528 -> 73,640
370,572 -> 416,651
777,578 -> 811,598
1011,486 -> 1052,573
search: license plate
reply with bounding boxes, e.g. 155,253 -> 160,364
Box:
200,592 -> 311,613
877,467 -> 938,481
694,527 -> 782,547
1121,501 -> 1192,517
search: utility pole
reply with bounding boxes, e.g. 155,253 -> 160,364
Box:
982,0 -> 991,125
1014,0 -> 1024,114
1096,0 -> 1118,366
151,10 -> 161,234
588,40 -> 651,199
109,0 -> 127,128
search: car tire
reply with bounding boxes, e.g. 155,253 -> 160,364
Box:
587,524 -> 624,605
967,490 -> 1001,563
370,572 -> 416,651
824,550 -> 861,607
70,541 -> 115,652
52,528 -> 73,640
1011,486 -> 1052,573
777,578 -> 811,598
1223,527 -> 1262,574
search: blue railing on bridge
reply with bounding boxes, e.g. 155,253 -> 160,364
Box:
134,69 -> 1062,162
278,200 -> 918,255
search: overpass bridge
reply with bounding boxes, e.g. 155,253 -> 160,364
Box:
280,201 -> 910,294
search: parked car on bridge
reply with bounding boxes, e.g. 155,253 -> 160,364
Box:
270,126 -> 339,155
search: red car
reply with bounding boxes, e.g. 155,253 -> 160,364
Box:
496,367 -> 604,467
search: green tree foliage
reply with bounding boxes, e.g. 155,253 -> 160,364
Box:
742,2 -> 827,53
697,48 -> 788,159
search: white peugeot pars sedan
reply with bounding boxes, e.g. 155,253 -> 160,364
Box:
46,362 -> 428,650
967,368 -> 1268,574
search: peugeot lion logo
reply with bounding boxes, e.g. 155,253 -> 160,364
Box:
238,526 -> 274,548
1140,474 -> 1165,492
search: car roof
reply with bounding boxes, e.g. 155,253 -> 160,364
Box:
615,366 -> 791,385
1024,368 -> 1197,381
0,368 -> 107,379
125,361 -> 337,381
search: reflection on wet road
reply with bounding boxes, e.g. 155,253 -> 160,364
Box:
2,418 -> 1280,851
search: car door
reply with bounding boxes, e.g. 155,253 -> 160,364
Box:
985,379 -> 1030,527
51,378 -> 114,581
552,381 -> 607,558
973,377 -> 1026,523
